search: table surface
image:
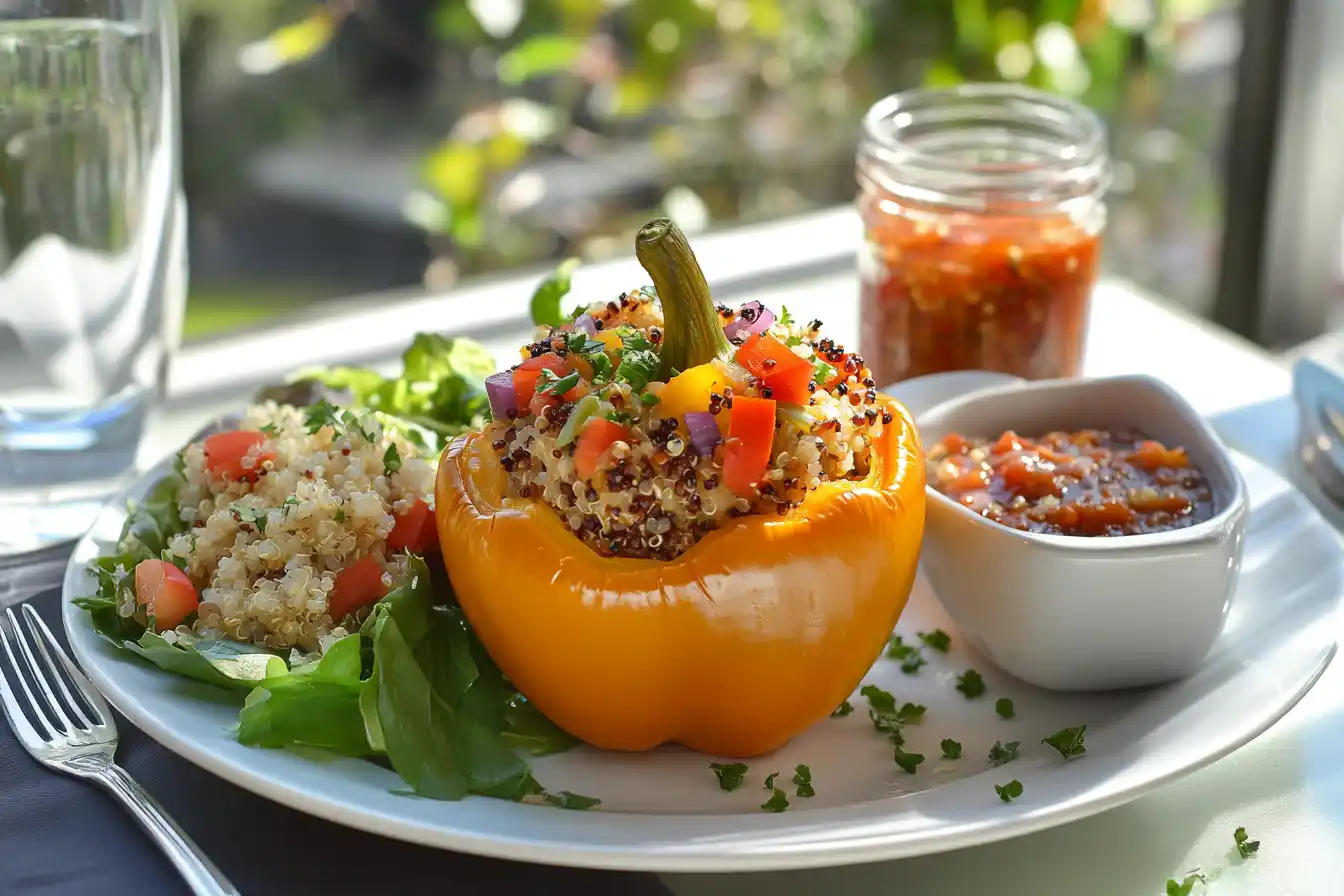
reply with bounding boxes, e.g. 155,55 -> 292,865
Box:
142,261 -> 1342,895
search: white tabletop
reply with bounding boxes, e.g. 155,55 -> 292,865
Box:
156,270 -> 1341,895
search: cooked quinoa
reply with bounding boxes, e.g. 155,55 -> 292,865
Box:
123,402 -> 435,655
486,287 -> 887,560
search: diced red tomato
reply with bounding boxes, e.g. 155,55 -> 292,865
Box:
573,418 -> 629,480
387,500 -> 437,554
328,555 -> 389,623
734,335 -> 813,405
134,559 -> 200,632
512,352 -> 584,408
722,395 -> 777,497
203,430 -> 274,483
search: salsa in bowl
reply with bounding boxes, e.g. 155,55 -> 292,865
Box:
914,374 -> 1248,692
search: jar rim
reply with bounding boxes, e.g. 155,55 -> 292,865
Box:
858,83 -> 1109,213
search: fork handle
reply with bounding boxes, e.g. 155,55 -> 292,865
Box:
94,763 -> 241,896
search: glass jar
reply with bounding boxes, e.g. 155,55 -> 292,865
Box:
856,84 -> 1109,385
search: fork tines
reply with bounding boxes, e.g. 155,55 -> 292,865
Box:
0,605 -> 112,752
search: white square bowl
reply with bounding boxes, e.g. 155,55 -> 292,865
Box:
915,374 -> 1249,691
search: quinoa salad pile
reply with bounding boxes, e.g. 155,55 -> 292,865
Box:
120,402 -> 436,657
484,288 -> 891,560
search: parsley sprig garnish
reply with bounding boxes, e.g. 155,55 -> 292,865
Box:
955,669 -> 986,699
1041,725 -> 1087,759
383,443 -> 402,477
885,634 -> 927,674
988,741 -> 1020,766
995,779 -> 1023,803
1233,826 -> 1259,858
709,762 -> 747,791
760,771 -> 789,812
792,764 -> 814,798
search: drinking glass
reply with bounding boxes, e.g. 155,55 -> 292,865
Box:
0,0 -> 185,559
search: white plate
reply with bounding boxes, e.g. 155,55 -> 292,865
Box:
61,378 -> 1344,872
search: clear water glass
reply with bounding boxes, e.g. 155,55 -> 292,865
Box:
0,0 -> 185,558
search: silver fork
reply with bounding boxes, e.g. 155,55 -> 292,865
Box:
0,605 -> 240,896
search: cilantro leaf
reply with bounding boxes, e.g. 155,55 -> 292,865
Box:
859,683 -> 897,712
230,503 -> 272,534
940,738 -> 962,759
615,350 -> 660,391
761,788 -> 789,813
792,764 -> 814,798
831,700 -> 853,718
918,629 -> 951,653
901,653 -> 927,674
639,392 -> 660,407
709,762 -> 748,792
995,698 -> 1015,719
543,791 -> 601,810
956,669 -> 986,698
763,771 -> 779,791
778,306 -> 793,326
530,257 -> 581,327
995,779 -> 1023,803
988,741 -> 1020,766
383,442 -> 402,477
885,634 -> 917,661
304,399 -> 343,435
893,745 -> 924,774
1041,725 -> 1087,759
1234,826 -> 1259,858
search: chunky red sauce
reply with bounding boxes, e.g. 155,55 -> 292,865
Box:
927,429 -> 1216,537
858,200 -> 1100,385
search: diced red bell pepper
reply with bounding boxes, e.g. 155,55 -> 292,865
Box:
387,499 -> 437,554
134,559 -> 200,632
328,555 -> 389,623
573,418 -> 629,480
203,430 -> 275,483
820,351 -> 859,389
734,335 -> 813,405
513,353 -> 583,409
722,395 -> 777,497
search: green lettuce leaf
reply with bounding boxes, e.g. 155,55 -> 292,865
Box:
237,635 -> 372,755
124,633 -> 285,690
370,556 -> 541,801
119,472 -> 189,557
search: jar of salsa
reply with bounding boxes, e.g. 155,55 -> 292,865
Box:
856,84 -> 1109,384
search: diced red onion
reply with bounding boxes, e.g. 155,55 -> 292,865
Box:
683,412 -> 722,456
722,300 -> 776,343
574,314 -> 598,337
485,371 -> 516,420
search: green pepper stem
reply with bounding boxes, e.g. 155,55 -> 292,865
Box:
635,218 -> 730,379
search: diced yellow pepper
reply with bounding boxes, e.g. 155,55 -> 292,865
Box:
658,363 -> 728,434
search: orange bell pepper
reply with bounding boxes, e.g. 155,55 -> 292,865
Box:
435,218 -> 927,758
436,396 -> 924,757
734,334 -> 813,404
721,394 -> 776,496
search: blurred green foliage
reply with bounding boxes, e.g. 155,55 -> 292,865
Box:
177,0 -> 1228,335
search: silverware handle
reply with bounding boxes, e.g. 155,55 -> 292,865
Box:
94,763 -> 241,896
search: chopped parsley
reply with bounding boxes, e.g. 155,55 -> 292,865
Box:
383,443 -> 402,477
341,409 -> 375,443
334,509 -> 346,523
995,779 -> 1023,803
1234,826 -> 1259,858
1041,725 -> 1087,759
892,745 -> 924,774
281,497 -> 301,516
831,700 -> 853,718
763,771 -> 779,791
304,399 -> 343,434
896,702 -> 926,724
885,634 -> 917,662
778,305 -> 794,326
792,764 -> 814,798
639,392 -> 660,407
259,422 -> 279,436
709,762 -> 748,792
940,739 -> 962,759
541,790 -> 601,810
901,653 -> 927,675
1166,872 -> 1205,895
230,504 -> 271,535
859,683 -> 897,712
535,368 -> 581,397
955,669 -> 986,699
988,741 -> 1020,766
614,341 -> 660,391
918,629 -> 951,653
761,787 -> 789,813
994,698 -> 1015,719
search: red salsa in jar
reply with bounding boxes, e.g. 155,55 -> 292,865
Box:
856,85 -> 1108,385
927,428 -> 1216,537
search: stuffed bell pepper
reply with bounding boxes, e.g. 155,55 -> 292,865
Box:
437,219 -> 925,758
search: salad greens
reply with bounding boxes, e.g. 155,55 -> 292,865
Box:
530,257 -> 581,328
77,329 -> 593,807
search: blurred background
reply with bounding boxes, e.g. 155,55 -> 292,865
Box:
175,0 -> 1330,347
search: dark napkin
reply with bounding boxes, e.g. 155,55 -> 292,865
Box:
0,586 -> 671,896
